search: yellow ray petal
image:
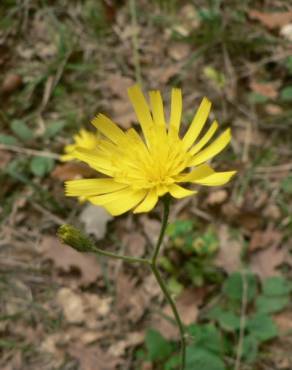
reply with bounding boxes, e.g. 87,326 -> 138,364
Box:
128,85 -> 154,146
149,90 -> 166,127
182,97 -> 211,150
169,88 -> 182,135
133,188 -> 158,213
188,120 -> 219,156
73,148 -> 115,175
188,128 -> 231,167
89,188 -> 146,216
65,179 -> 128,197
192,171 -> 236,186
168,184 -> 196,199
177,163 -> 215,182
91,113 -> 125,144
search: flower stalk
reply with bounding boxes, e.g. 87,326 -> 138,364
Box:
150,197 -> 186,370
58,200 -> 186,369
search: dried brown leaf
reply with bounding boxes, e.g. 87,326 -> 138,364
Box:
152,288 -> 200,340
0,150 -> 12,169
206,189 -> 228,205
68,344 -> 121,370
264,103 -> 283,115
214,225 -> 242,274
168,42 -> 191,61
123,232 -> 146,257
115,272 -> 149,323
40,236 -> 101,286
249,81 -> 279,99
250,244 -> 285,280
249,10 -> 292,29
249,229 -> 282,251
1,73 -> 23,94
51,162 -> 96,180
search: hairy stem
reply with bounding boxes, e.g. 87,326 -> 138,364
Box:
94,247 -> 150,265
150,198 -> 186,370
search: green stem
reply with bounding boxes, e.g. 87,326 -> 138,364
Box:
93,247 -> 150,265
150,197 -> 186,370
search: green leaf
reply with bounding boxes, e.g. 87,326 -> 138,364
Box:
186,347 -> 226,370
217,310 -> 241,332
248,92 -> 268,104
11,120 -> 34,142
0,134 -> 19,145
280,86 -> 292,101
281,176 -> 292,195
223,272 -> 257,303
187,323 -> 223,355
192,230 -> 219,255
44,121 -> 66,139
247,314 -> 278,342
167,220 -> 193,238
164,354 -> 180,370
145,329 -> 172,362
135,348 -> 146,361
262,276 -> 291,296
203,66 -> 226,89
30,157 -> 55,177
256,295 -> 289,314
241,335 -> 259,364
167,277 -> 183,296
285,56 -> 292,75
158,256 -> 175,273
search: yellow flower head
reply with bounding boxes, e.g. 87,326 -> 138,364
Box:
65,85 -> 236,215
61,129 -> 100,161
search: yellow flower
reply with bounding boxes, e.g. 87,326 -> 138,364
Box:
65,85 -> 236,215
61,129 -> 100,161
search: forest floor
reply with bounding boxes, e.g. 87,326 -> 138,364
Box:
0,1 -> 292,369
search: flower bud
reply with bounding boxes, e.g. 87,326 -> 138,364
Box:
58,224 -> 96,253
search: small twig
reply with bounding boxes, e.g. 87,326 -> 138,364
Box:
190,205 -> 213,222
235,271 -> 248,370
242,121 -> 252,163
256,163 -> 292,173
129,0 -> 142,86
0,143 -> 60,159
29,201 -> 67,226
39,53 -> 70,114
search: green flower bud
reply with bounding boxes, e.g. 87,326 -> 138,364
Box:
58,224 -> 96,253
